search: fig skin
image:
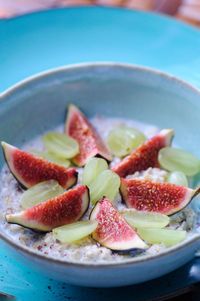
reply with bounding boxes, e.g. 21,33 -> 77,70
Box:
112,129 -> 174,178
120,178 -> 197,216
65,104 -> 112,167
1,142 -> 78,190
90,197 -> 147,252
6,185 -> 90,232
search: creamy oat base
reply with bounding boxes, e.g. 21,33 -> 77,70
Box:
0,117 -> 198,263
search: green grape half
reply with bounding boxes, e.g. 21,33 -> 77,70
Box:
167,171 -> 188,187
122,126 -> 146,148
53,220 -> 98,243
32,150 -> 71,168
21,180 -> 64,209
158,147 -> 200,176
107,126 -> 146,157
82,157 -> 108,186
89,170 -> 120,204
122,210 -> 170,229
137,228 -> 186,247
43,132 -> 79,159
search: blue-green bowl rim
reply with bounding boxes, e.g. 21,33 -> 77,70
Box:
3,6 -> 200,36
1,62 -> 200,268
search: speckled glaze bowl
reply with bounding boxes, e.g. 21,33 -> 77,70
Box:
1,63 -> 200,287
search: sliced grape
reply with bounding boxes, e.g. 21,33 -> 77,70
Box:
82,157 -> 108,186
107,128 -> 132,157
89,170 -> 120,204
107,126 -> 146,157
53,220 -> 98,243
43,132 -> 79,159
167,171 -> 188,187
137,228 -> 186,247
43,152 -> 71,167
33,150 -> 71,168
21,180 -> 65,209
122,210 -> 169,228
122,126 -> 146,149
158,147 -> 200,176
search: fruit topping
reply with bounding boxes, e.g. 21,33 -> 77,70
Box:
6,185 -> 89,232
32,150 -> 71,168
82,157 -> 108,186
21,180 -> 64,209
137,228 -> 186,247
120,178 -> 196,215
1,142 -> 77,189
121,210 -> 169,228
107,126 -> 146,157
167,171 -> 188,187
65,104 -> 112,166
90,197 -> 147,251
42,132 -> 79,159
53,220 -> 98,243
89,170 -> 120,204
158,147 -> 200,176
112,129 -> 174,177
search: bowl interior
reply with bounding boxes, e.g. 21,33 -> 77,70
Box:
1,63 -> 200,213
1,64 -> 200,152
1,62 -> 200,272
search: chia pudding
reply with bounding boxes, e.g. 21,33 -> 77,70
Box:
0,115 -> 198,264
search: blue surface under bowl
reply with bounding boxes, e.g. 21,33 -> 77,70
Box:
1,63 -> 200,287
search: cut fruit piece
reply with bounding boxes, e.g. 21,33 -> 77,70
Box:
167,171 -> 188,187
112,129 -> 174,177
107,126 -> 146,157
121,210 -> 169,228
65,104 -> 112,166
32,150 -> 71,168
6,185 -> 89,232
1,142 -> 77,189
158,147 -> 200,176
120,178 -> 196,215
82,157 -> 108,186
90,197 -> 147,251
89,170 -> 120,204
137,228 -> 186,246
53,220 -> 98,243
21,180 -> 65,209
42,132 -> 79,159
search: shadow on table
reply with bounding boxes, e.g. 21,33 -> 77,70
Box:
1,238 -> 200,301
47,258 -> 200,301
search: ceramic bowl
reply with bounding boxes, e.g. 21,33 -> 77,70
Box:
1,63 -> 200,287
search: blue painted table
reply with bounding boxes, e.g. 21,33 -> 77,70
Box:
1,7 -> 200,300
1,238 -> 200,300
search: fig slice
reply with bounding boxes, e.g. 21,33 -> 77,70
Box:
6,185 -> 89,232
120,178 -> 197,215
112,129 -> 174,177
65,104 -> 112,166
1,142 -> 78,189
90,197 -> 147,251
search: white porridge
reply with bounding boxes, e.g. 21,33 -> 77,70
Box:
0,116 -> 198,263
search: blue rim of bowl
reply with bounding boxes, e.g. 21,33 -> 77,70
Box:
2,6 -> 200,36
1,62 -> 200,268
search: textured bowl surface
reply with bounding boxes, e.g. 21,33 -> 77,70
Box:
1,63 -> 200,287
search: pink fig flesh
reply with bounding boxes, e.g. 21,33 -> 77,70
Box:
65,104 -> 112,166
112,129 -> 174,177
90,197 -> 146,251
120,178 -> 195,215
6,185 -> 89,232
2,142 -> 77,189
